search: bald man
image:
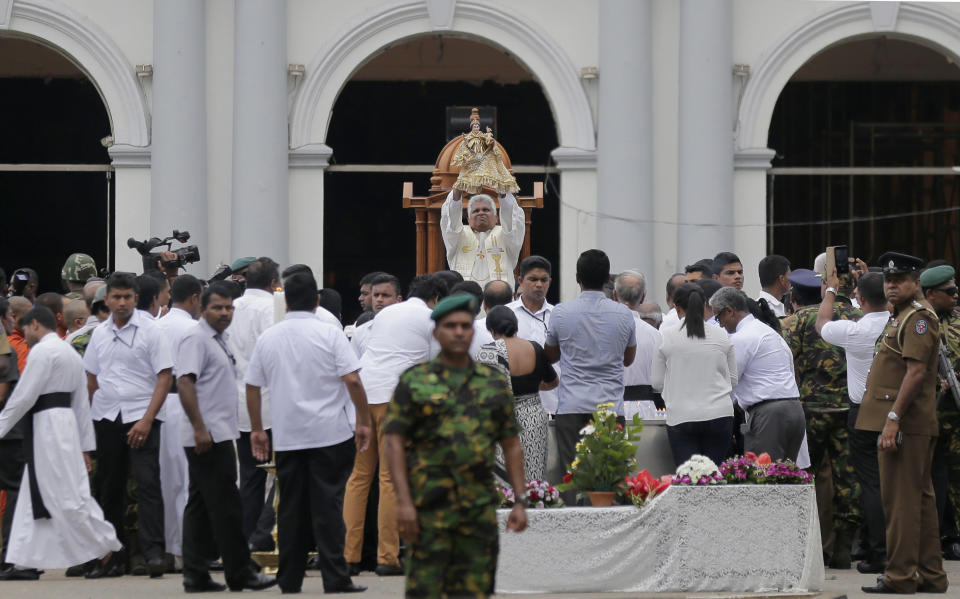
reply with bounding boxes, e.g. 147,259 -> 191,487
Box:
64,300 -> 92,336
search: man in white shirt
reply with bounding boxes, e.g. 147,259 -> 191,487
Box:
614,270 -> 663,413
154,275 -> 202,569
246,272 -> 371,595
350,273 -> 402,359
225,257 -> 280,552
507,256 -> 560,412
757,255 -> 791,318
176,282 -> 276,593
343,274 -> 445,576
280,264 -> 343,328
83,272 -> 174,577
818,270 -> 891,573
710,286 -> 805,461
660,273 -> 686,330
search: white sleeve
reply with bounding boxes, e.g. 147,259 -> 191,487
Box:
820,319 -> 855,348
71,357 -> 96,452
245,338 -> 268,388
650,339 -> 666,393
0,349 -> 48,438
725,340 -> 739,389
498,193 -> 525,265
439,190 -> 464,267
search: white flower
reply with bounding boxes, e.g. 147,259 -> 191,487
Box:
675,455 -> 719,481
579,424 -> 596,436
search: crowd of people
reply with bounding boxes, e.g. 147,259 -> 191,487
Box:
0,239 -> 958,596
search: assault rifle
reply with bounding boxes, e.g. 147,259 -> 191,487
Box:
938,340 -> 960,411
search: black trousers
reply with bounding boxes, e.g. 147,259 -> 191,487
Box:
183,441 -> 251,586
94,416 -> 165,561
276,439 -> 355,593
238,429 -> 274,545
666,417 -> 734,467
0,439 -> 24,565
848,405 -> 887,563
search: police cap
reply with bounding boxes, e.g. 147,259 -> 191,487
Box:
787,268 -> 821,290
878,252 -> 923,275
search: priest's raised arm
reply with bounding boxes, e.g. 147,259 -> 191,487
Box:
440,190 -> 525,289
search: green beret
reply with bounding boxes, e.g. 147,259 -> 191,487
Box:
920,264 -> 955,289
430,294 -> 479,322
230,256 -> 256,272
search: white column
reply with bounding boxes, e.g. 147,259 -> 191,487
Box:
232,0 -> 288,265
734,148 -> 776,299
151,0 -> 207,274
551,147 -> 598,302
597,0 -> 653,278
109,145 -> 153,273
677,0 -> 733,265
289,144 -> 333,280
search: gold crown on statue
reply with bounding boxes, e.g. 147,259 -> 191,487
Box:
469,107 -> 481,124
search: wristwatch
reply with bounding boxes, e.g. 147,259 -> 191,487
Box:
887,410 -> 900,422
825,287 -> 837,296
515,494 -> 530,507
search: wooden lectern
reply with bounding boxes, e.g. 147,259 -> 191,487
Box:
402,136 -> 544,276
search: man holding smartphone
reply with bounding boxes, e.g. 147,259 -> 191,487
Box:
857,252 -> 947,594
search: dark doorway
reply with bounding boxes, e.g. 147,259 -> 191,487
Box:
767,37 -> 960,269
0,37 -> 112,294
324,37 -> 560,323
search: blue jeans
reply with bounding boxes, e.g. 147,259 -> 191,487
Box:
666,417 -> 734,468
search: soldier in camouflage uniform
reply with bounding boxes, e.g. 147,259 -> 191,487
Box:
920,265 -> 960,559
61,253 -> 98,301
781,268 -> 862,568
385,294 -> 528,599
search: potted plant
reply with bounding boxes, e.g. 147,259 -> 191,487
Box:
558,403 -> 641,506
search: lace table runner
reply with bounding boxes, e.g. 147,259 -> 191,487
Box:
495,485 -> 823,593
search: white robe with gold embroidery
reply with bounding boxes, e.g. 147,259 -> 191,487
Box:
440,191 -> 525,289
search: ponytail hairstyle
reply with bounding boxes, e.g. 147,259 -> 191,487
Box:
749,297 -> 782,334
673,283 -> 706,339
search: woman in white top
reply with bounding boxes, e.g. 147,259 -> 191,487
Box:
652,284 -> 738,467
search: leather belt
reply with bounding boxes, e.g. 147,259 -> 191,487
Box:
24,391 -> 72,519
746,397 -> 798,414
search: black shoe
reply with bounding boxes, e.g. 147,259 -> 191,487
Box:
228,570 -> 277,592
184,576 -> 227,593
280,588 -> 301,594
0,567 -> 40,581
374,563 -> 403,576
862,580 -> 905,594
324,582 -> 367,593
130,560 -> 148,576
65,559 -> 97,577
86,553 -> 125,579
148,557 -> 165,579
248,535 -> 275,553
857,560 -> 887,574
347,562 -> 361,576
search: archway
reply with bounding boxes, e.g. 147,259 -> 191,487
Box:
0,34 -> 113,292
323,35 -> 559,322
767,35 -> 960,268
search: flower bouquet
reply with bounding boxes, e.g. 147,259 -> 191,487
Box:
497,480 -> 564,508
616,469 -> 671,508
719,452 -> 812,484
558,403 -> 641,505
672,455 -> 724,485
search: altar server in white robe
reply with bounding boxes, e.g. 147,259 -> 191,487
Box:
440,191 -> 524,290
155,275 -> 203,562
0,306 -> 121,572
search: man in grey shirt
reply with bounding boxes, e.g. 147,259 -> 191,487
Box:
545,249 -> 637,481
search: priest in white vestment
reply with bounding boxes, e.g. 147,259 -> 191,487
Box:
0,307 -> 121,570
440,191 -> 525,290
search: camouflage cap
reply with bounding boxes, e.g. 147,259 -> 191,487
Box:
62,253 -> 98,283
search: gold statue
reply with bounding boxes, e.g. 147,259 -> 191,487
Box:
451,108 -> 519,197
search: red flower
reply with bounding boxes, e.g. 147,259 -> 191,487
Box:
617,424 -> 623,431
562,472 -> 573,484
757,452 -> 772,465
744,451 -> 758,462
529,490 -> 539,501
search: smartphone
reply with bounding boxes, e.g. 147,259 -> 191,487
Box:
827,245 -> 850,275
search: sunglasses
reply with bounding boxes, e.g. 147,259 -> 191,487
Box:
932,287 -> 958,296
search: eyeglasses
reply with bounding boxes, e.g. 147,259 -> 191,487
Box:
932,287 -> 958,296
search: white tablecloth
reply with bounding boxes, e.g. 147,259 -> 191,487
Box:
495,484 -> 824,593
